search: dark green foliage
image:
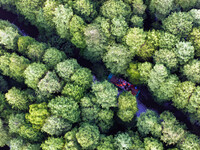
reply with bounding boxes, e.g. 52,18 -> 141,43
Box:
117,91 -> 138,122
8,113 -> 25,134
91,80 -> 118,108
24,63 -> 48,89
189,27 -> 200,57
48,96 -> 80,123
130,15 -> 144,28
76,123 -> 100,149
0,119 -> 10,147
17,36 -> 36,55
97,135 -> 115,150
42,48 -> 67,69
175,0 -> 197,11
0,75 -> 8,92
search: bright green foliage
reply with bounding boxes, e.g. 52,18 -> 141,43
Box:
100,0 -> 131,19
111,16 -> 128,38
137,110 -> 162,138
182,59 -> 200,83
53,4 -> 73,39
27,41 -> 47,61
146,29 -> 161,49
103,44 -> 132,75
144,137 -> 164,150
80,95 -> 100,122
174,42 -> 194,65
160,111 -> 185,145
127,62 -> 153,85
42,116 -> 72,136
9,113 -> 25,134
92,80 -> 118,108
26,102 -> 50,130
189,27 -> 200,57
149,0 -> 175,20
70,15 -> 86,35
136,42 -> 156,61
117,91 -> 138,122
42,48 -> 66,69
62,83 -> 85,101
15,0 -> 45,24
187,86 -> 200,116
73,0 -> 97,22
17,36 -> 36,55
162,12 -> 193,37
38,71 -> 62,94
189,9 -> 200,26
24,63 -> 48,89
83,24 -> 107,62
123,27 -> 146,55
132,0 -> 147,17
177,132 -> 200,150
175,0 -> 197,11
97,109 -> 114,133
130,15 -> 144,28
71,68 -> 93,89
64,127 -> 81,150
172,81 -> 196,110
19,124 -> 43,142
0,119 -> 10,147
9,53 -> 30,82
114,132 -> 133,150
71,29 -> 87,48
154,49 -> 178,71
41,137 -> 64,150
56,59 -> 81,81
48,96 -> 80,123
5,87 -> 30,110
76,123 -> 100,149
159,32 -> 180,50
10,138 -> 24,150
97,135 -> 115,150
0,23 -> 20,50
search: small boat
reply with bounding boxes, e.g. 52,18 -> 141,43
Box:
108,73 -> 140,97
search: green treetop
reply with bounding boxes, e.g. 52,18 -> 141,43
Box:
117,91 -> 138,122
114,132 -> 133,150
76,123 -> 100,149
175,0 -> 197,11
144,137 -> 164,150
91,80 -> 118,109
189,27 -> 200,57
41,137 -> 64,150
97,135 -> 115,150
48,96 -> 80,123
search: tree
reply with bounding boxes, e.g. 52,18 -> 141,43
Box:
91,80 -> 118,108
76,123 -> 100,149
189,9 -> 200,26
0,118 -> 10,147
73,0 -> 97,22
130,15 -> 144,28
48,96 -> 80,123
154,49 -> 178,72
123,27 -> 146,55
103,44 -> 133,75
162,12 -> 193,37
24,63 -> 48,89
56,59 -> 80,81
26,102 -> 50,130
42,48 -> 66,69
137,110 -> 162,138
0,75 -> 8,92
181,59 -> 200,83
172,81 -> 196,110
189,27 -> 200,57
37,71 -> 62,94
61,83 -> 85,101
149,0 -> 175,20
132,0 -> 147,17
117,91 -> 138,122
5,87 -> 30,110
53,4 -> 73,39
114,132 -> 133,150
41,115 -> 72,136
144,137 -> 164,150
97,135 -> 115,150
8,113 -> 25,134
174,42 -> 194,65
100,0 -> 131,19
71,68 -> 93,89
41,137 -> 64,150
175,0 -> 197,11
17,36 -> 36,55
